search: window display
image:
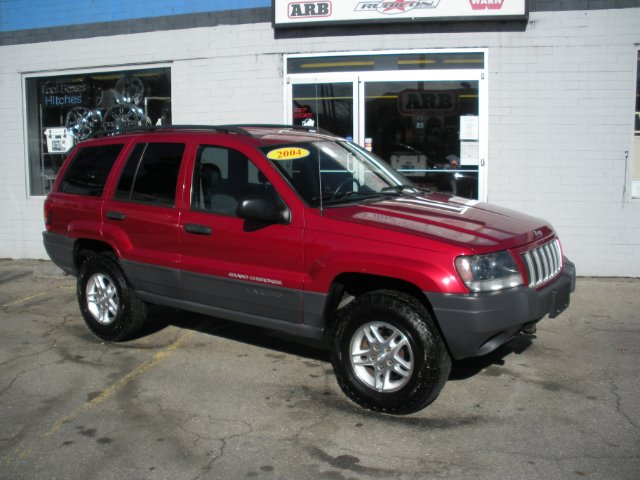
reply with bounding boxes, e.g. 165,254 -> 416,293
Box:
365,80 -> 480,198
25,67 -> 171,196
287,51 -> 486,200
291,78 -> 481,199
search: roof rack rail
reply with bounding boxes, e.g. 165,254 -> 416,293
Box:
221,124 -> 334,135
91,124 -> 252,138
90,123 -> 335,139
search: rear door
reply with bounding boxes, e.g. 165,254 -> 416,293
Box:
178,139 -> 306,324
101,137 -> 188,298
45,141 -> 125,274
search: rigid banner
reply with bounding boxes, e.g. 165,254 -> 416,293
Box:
273,0 -> 528,27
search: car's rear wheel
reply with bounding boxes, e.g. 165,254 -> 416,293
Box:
330,290 -> 451,415
77,254 -> 147,342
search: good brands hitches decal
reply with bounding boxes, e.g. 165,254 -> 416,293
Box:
273,0 -> 527,27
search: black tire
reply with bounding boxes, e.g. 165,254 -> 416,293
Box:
330,290 -> 451,415
77,254 -> 147,342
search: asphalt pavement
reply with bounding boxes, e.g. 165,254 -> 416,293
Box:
0,259 -> 638,480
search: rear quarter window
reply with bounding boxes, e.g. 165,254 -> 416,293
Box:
114,142 -> 185,207
57,144 -> 124,196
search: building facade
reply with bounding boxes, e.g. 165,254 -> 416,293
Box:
1,0 -> 639,276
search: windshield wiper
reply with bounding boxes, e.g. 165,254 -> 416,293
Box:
380,185 -> 421,196
314,191 -> 382,206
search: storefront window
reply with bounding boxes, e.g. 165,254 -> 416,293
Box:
633,50 -> 640,199
365,80 -> 480,198
25,67 -> 171,196
291,83 -> 353,139
288,51 -> 485,199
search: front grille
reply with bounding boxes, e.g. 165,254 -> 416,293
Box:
521,238 -> 563,288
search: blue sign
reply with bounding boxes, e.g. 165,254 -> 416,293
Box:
41,81 -> 90,108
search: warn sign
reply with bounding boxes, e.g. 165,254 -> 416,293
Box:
288,1 -> 332,18
469,0 -> 504,9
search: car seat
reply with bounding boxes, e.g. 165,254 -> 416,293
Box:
200,163 -> 238,215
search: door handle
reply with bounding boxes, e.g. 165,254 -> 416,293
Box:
106,210 -> 126,221
184,223 -> 212,235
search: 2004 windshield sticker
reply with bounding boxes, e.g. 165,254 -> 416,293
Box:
267,147 -> 310,161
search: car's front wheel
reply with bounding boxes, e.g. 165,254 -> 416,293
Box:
77,254 -> 147,342
330,290 -> 451,414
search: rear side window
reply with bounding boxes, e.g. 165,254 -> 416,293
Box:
58,144 -> 124,196
114,142 -> 185,207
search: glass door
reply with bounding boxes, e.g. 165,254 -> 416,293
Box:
362,79 -> 481,198
286,53 -> 487,200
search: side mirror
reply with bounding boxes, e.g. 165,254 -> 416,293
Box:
237,195 -> 290,225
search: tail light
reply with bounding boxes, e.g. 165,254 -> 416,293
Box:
44,199 -> 53,228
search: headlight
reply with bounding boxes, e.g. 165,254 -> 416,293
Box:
455,251 -> 523,293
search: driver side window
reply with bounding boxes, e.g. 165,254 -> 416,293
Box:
191,145 -> 276,216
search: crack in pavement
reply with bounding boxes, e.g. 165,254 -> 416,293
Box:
176,414 -> 254,480
608,376 -> 640,431
4,332 -> 192,467
43,331 -> 193,438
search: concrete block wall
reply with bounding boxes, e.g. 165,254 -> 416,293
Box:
487,9 -> 640,276
0,8 -> 639,276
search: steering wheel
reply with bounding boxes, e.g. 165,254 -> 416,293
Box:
333,177 -> 361,199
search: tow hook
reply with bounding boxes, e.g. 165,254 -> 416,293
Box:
519,322 -> 537,335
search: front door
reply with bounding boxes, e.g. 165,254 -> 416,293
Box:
179,141 -> 305,324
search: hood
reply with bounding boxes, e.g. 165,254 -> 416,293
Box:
322,193 -> 554,252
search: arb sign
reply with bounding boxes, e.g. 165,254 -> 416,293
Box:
288,1 -> 332,18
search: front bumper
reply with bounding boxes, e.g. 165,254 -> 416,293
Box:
428,258 -> 576,360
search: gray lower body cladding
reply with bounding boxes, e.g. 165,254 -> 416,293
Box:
120,259 -> 326,340
42,231 -> 77,276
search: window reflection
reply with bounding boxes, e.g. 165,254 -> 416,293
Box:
365,80 -> 479,199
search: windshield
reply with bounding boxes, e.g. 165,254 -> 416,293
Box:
260,140 -> 416,207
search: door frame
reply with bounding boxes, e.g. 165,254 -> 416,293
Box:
285,73 -> 361,142
284,49 -> 489,201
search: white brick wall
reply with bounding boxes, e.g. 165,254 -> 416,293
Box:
486,10 -> 640,276
1,8 -> 639,276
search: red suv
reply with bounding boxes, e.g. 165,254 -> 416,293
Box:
43,125 -> 575,414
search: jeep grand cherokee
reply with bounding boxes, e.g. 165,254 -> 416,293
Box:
43,125 -> 576,414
